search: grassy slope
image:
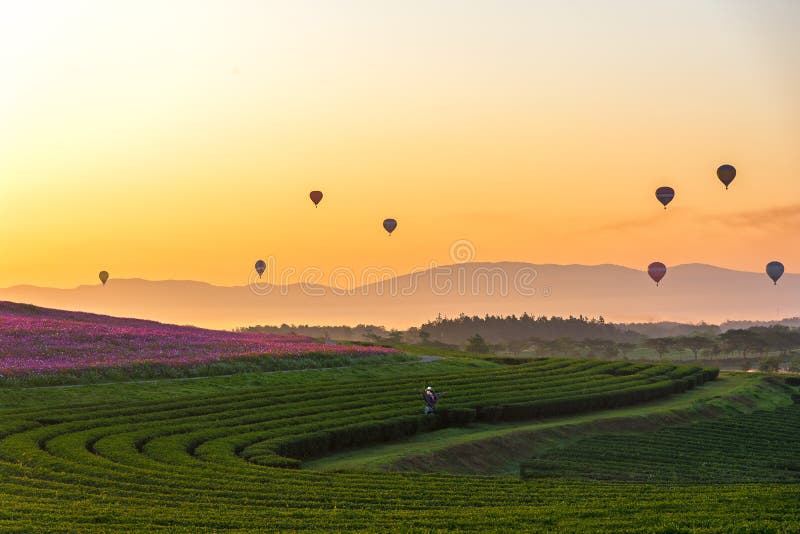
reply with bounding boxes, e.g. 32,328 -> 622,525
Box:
1,355 -> 798,531
305,373 -> 790,473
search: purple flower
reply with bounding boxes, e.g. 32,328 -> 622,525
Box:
0,302 -> 399,375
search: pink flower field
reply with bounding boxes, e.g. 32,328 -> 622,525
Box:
0,301 -> 399,376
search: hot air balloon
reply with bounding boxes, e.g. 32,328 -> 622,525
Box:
766,261 -> 784,285
717,165 -> 736,189
99,271 -> 109,286
648,262 -> 667,286
255,260 -> 266,278
655,187 -> 675,209
382,218 -> 397,235
309,191 -> 323,207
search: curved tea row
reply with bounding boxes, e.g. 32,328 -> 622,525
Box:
522,402 -> 800,483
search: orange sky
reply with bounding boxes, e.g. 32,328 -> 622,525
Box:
1,1 -> 799,288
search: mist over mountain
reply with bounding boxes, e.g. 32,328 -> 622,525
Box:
0,262 -> 796,330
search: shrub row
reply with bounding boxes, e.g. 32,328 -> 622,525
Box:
272,409 -> 470,459
255,366 -> 714,464
521,403 -> 800,483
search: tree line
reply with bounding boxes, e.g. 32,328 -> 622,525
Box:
241,316 -> 800,370
415,313 -> 641,345
241,314 -> 640,345
464,326 -> 800,372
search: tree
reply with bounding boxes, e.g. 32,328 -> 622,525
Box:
506,339 -> 531,356
537,337 -> 579,357
418,329 -> 431,344
600,340 -> 620,359
617,342 -> 636,360
758,357 -> 781,373
645,337 -> 675,360
364,328 -> 384,344
720,329 -> 767,358
701,344 -> 723,360
465,333 -> 490,354
677,335 -> 717,360
416,313 -> 639,347
583,339 -> 619,359
755,326 -> 800,355
386,329 -> 404,344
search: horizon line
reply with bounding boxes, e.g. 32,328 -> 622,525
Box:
0,260 -> 788,292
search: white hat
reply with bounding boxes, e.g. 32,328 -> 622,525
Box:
426,386 -> 433,391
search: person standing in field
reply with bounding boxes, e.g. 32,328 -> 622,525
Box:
418,386 -> 446,415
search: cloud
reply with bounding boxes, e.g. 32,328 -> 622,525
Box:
590,208 -> 694,233
591,204 -> 800,235
453,211 -> 530,226
702,204 -> 800,232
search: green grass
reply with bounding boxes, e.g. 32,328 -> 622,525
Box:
0,356 -> 797,532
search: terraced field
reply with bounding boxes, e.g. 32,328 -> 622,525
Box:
521,402 -> 800,483
307,372 -> 788,474
0,357 -> 797,531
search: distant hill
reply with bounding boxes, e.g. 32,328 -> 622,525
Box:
0,262 -> 797,329
720,317 -> 800,331
619,321 -> 721,338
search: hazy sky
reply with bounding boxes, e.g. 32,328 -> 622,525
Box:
1,0 -> 799,288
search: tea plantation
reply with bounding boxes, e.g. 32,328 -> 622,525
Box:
0,357 -> 797,531
522,399 -> 800,483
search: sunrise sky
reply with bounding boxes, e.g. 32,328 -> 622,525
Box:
1,0 -> 799,288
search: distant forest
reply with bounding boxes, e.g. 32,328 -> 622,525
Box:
239,324 -> 385,342
416,314 -> 641,344
242,315 -> 800,371
721,318 -> 800,330
242,315 -> 800,345
243,313 -> 642,344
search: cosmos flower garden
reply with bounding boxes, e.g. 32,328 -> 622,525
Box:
0,301 -> 399,378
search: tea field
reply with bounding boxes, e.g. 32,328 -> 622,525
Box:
0,353 -> 798,531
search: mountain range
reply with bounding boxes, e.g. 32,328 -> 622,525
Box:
0,262 -> 796,330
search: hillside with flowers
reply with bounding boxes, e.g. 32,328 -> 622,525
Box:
0,301 -> 400,380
